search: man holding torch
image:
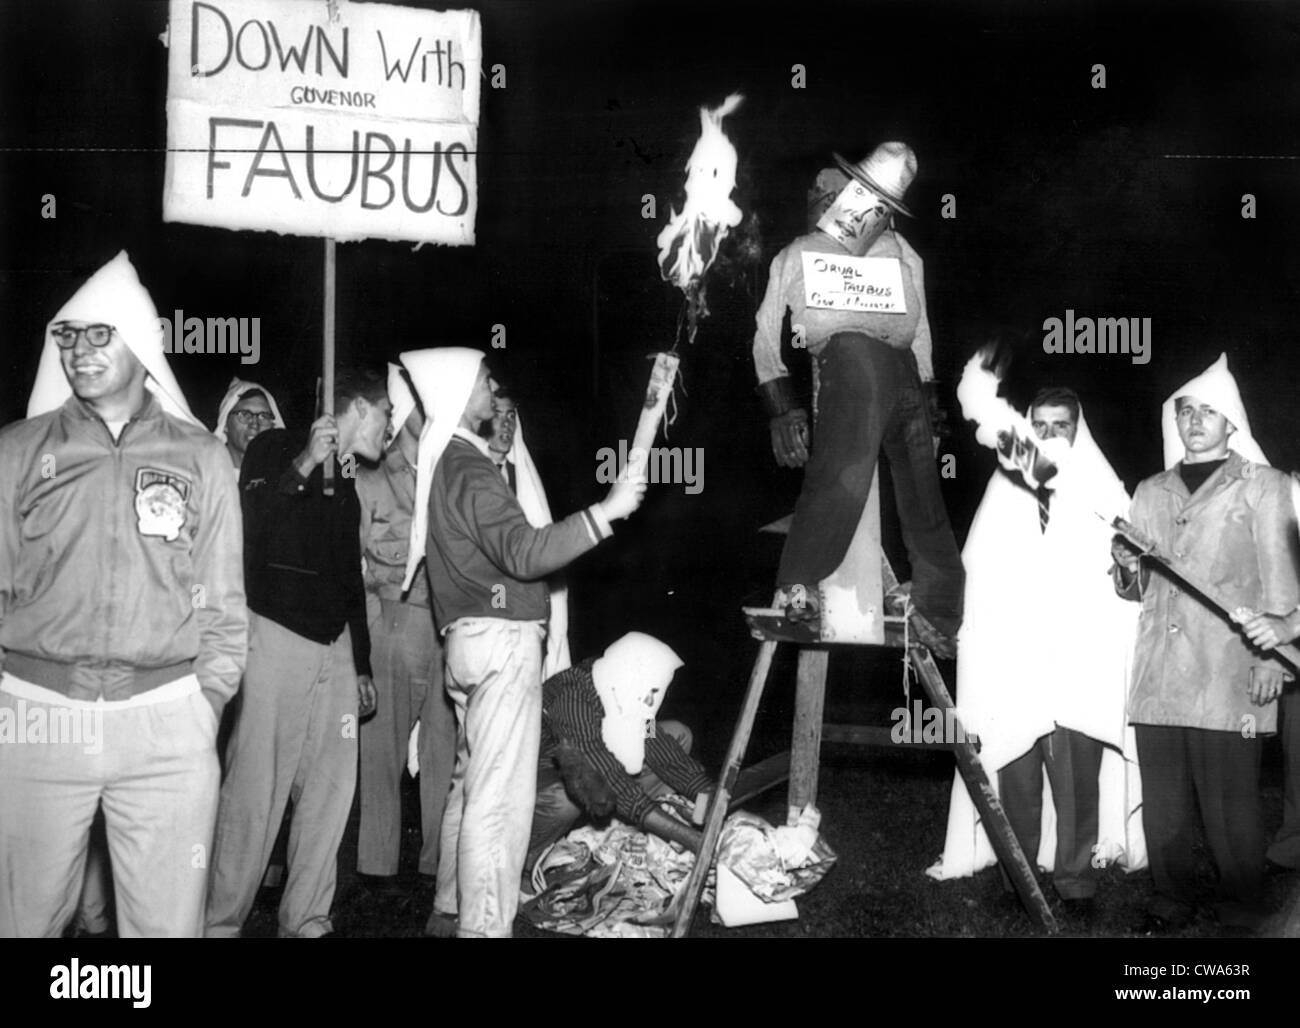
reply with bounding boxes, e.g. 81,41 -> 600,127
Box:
400,348 -> 645,939
752,144 -> 963,655
1111,354 -> 1299,929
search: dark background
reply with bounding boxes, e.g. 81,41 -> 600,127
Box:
4,0 -> 1300,743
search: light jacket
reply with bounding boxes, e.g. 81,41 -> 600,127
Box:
1118,450 -> 1300,734
0,392 -> 247,714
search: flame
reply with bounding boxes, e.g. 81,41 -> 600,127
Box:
957,345 -> 1069,490
656,93 -> 745,293
956,346 -> 1027,450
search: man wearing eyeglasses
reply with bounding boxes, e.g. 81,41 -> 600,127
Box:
213,377 -> 285,476
0,252 -> 246,937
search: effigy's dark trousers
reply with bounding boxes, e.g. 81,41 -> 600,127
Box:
778,332 -> 964,637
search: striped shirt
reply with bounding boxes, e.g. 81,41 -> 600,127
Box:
539,659 -> 713,827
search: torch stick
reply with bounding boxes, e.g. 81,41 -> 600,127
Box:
1110,516 -> 1300,672
621,351 -> 681,484
322,238 -> 337,497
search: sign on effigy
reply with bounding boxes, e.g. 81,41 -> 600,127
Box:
800,253 -> 906,314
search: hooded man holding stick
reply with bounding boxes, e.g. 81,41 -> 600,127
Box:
0,252 -> 246,937
400,347 -> 645,939
206,364 -> 389,939
1112,354 -> 1300,929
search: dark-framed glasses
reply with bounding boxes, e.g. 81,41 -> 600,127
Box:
231,410 -> 277,427
51,322 -> 115,349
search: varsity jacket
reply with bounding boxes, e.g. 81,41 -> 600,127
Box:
0,393 -> 247,714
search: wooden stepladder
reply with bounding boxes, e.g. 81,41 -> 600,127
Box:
670,475 -> 1060,938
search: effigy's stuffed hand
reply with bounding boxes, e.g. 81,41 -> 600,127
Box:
555,740 -> 616,818
770,409 -> 810,468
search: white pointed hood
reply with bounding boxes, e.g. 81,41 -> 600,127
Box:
29,251 -> 196,424
399,347 -> 485,591
212,377 -> 286,442
1160,353 -> 1268,468
509,412 -> 571,676
386,362 -> 419,443
591,632 -> 684,775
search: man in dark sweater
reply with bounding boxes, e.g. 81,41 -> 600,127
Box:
206,365 -> 390,938
526,633 -> 711,873
400,347 -> 645,938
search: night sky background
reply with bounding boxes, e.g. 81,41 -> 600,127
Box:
4,0 -> 1300,740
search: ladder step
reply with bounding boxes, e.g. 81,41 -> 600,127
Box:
821,723 -> 956,749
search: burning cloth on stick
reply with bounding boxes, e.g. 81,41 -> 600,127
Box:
620,94 -> 746,485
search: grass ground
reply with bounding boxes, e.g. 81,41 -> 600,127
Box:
239,728 -> 1299,939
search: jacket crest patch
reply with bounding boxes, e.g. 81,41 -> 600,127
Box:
134,467 -> 191,541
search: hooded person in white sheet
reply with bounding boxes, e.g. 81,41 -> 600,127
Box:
929,388 -> 1145,909
0,251 -> 246,937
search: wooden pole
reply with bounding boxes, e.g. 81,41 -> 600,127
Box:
322,238 -> 337,496
909,645 -> 1059,933
788,647 -> 829,822
1113,516 -> 1300,671
671,639 -> 777,938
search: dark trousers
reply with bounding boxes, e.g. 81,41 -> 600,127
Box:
1135,724 -> 1264,908
999,727 -> 1103,899
778,333 -> 964,636
1268,684 -> 1300,869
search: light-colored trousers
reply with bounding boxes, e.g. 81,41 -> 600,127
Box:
434,618 -> 545,938
74,812 -> 113,934
0,675 -> 218,938
206,615 -> 358,938
359,598 -> 456,877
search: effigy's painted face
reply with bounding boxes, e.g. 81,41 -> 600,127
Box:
817,181 -> 891,255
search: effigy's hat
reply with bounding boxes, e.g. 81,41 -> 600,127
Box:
832,141 -> 917,217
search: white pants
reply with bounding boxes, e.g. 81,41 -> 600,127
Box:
0,674 -> 218,938
435,618 -> 545,938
